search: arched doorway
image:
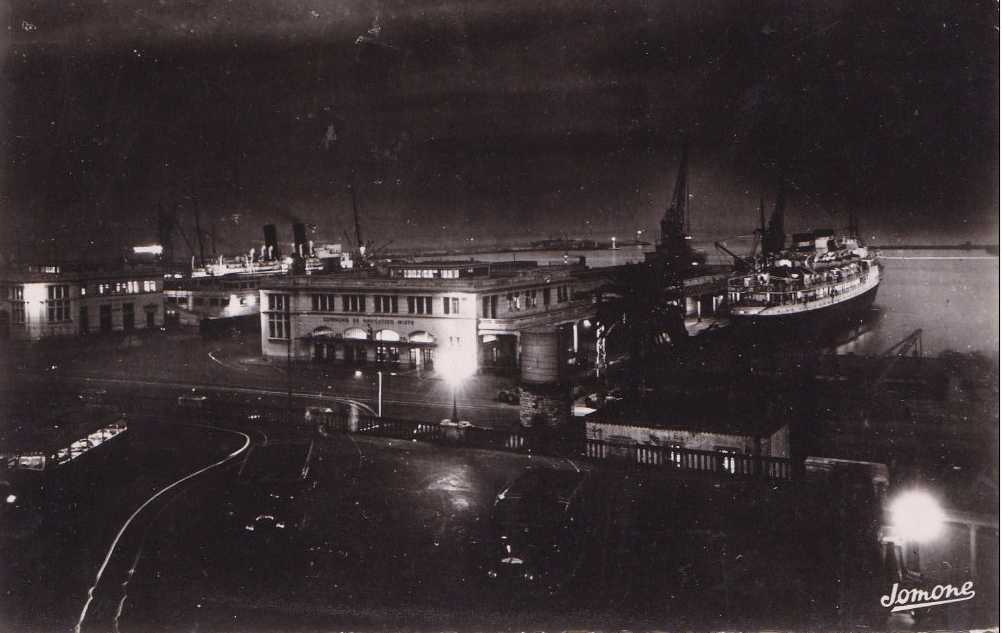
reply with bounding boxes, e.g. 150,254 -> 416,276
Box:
311,326 -> 336,362
374,329 -> 402,364
343,327 -> 369,363
407,331 -> 436,369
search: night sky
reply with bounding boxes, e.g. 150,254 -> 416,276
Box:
2,1 -> 999,261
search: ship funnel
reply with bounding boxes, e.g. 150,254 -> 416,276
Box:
263,224 -> 280,260
293,222 -> 307,258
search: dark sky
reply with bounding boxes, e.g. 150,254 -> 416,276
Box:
2,0 -> 999,261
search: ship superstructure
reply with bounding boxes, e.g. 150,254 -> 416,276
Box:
726,192 -> 881,329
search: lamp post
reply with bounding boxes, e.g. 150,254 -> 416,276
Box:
441,347 -> 475,423
286,296 -> 293,425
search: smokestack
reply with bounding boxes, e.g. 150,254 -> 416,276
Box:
263,224 -> 280,260
293,223 -> 307,258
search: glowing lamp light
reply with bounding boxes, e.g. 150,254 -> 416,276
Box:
5,494 -> 16,504
888,490 -> 945,544
132,244 -> 164,255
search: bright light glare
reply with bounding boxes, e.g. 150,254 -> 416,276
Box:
439,348 -> 476,387
132,244 -> 163,255
889,490 -> 945,543
5,494 -> 16,504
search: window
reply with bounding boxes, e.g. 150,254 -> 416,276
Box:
374,295 -> 397,313
441,269 -> 459,279
267,293 -> 290,339
507,293 -> 521,312
312,294 -> 336,312
443,297 -> 459,315
80,286 -> 87,297
557,285 -> 569,302
47,285 -> 70,322
143,280 -> 157,292
525,290 -> 537,308
342,294 -> 365,313
481,295 -> 497,318
268,312 -> 289,339
268,294 -> 288,312
407,296 -> 432,315
98,283 -> 110,295
12,300 -> 25,325
543,288 -> 551,306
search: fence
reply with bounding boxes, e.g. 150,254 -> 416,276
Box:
330,413 -> 792,481
586,439 -> 792,480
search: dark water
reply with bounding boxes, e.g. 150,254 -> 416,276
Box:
834,250 -> 999,359
431,246 -> 999,360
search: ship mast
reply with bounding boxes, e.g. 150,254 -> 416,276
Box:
762,177 -> 786,256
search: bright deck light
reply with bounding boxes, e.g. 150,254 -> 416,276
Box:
889,490 -> 945,543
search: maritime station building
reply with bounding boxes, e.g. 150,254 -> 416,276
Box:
258,259 -> 604,374
0,263 -> 164,341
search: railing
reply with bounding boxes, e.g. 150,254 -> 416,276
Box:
731,272 -> 873,308
584,439 -> 792,480
326,413 -> 792,481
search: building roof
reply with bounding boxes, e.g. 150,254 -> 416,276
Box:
259,261 -> 593,293
1,263 -> 161,283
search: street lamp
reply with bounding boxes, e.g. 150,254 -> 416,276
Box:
440,348 -> 475,423
888,489 -> 945,544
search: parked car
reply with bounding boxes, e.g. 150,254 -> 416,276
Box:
497,387 -> 522,404
77,388 -> 108,404
225,441 -> 318,542
177,390 -> 208,408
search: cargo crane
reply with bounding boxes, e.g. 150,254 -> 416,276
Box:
871,329 -> 923,394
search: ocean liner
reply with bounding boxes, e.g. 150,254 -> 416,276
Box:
725,189 -> 881,331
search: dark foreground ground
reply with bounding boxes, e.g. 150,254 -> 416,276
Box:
2,331 -> 997,631
3,408 -> 893,633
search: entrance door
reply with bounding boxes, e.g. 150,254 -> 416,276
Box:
421,348 -> 434,369
100,305 -> 112,332
409,348 -> 419,368
79,306 -> 89,335
123,303 -> 134,332
146,309 -> 156,329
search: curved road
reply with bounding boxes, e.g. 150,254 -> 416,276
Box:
75,423 -> 252,633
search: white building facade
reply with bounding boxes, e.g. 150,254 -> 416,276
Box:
1,265 -> 164,341
259,260 -> 603,373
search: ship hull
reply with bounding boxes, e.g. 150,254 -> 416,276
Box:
730,283 -> 880,339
